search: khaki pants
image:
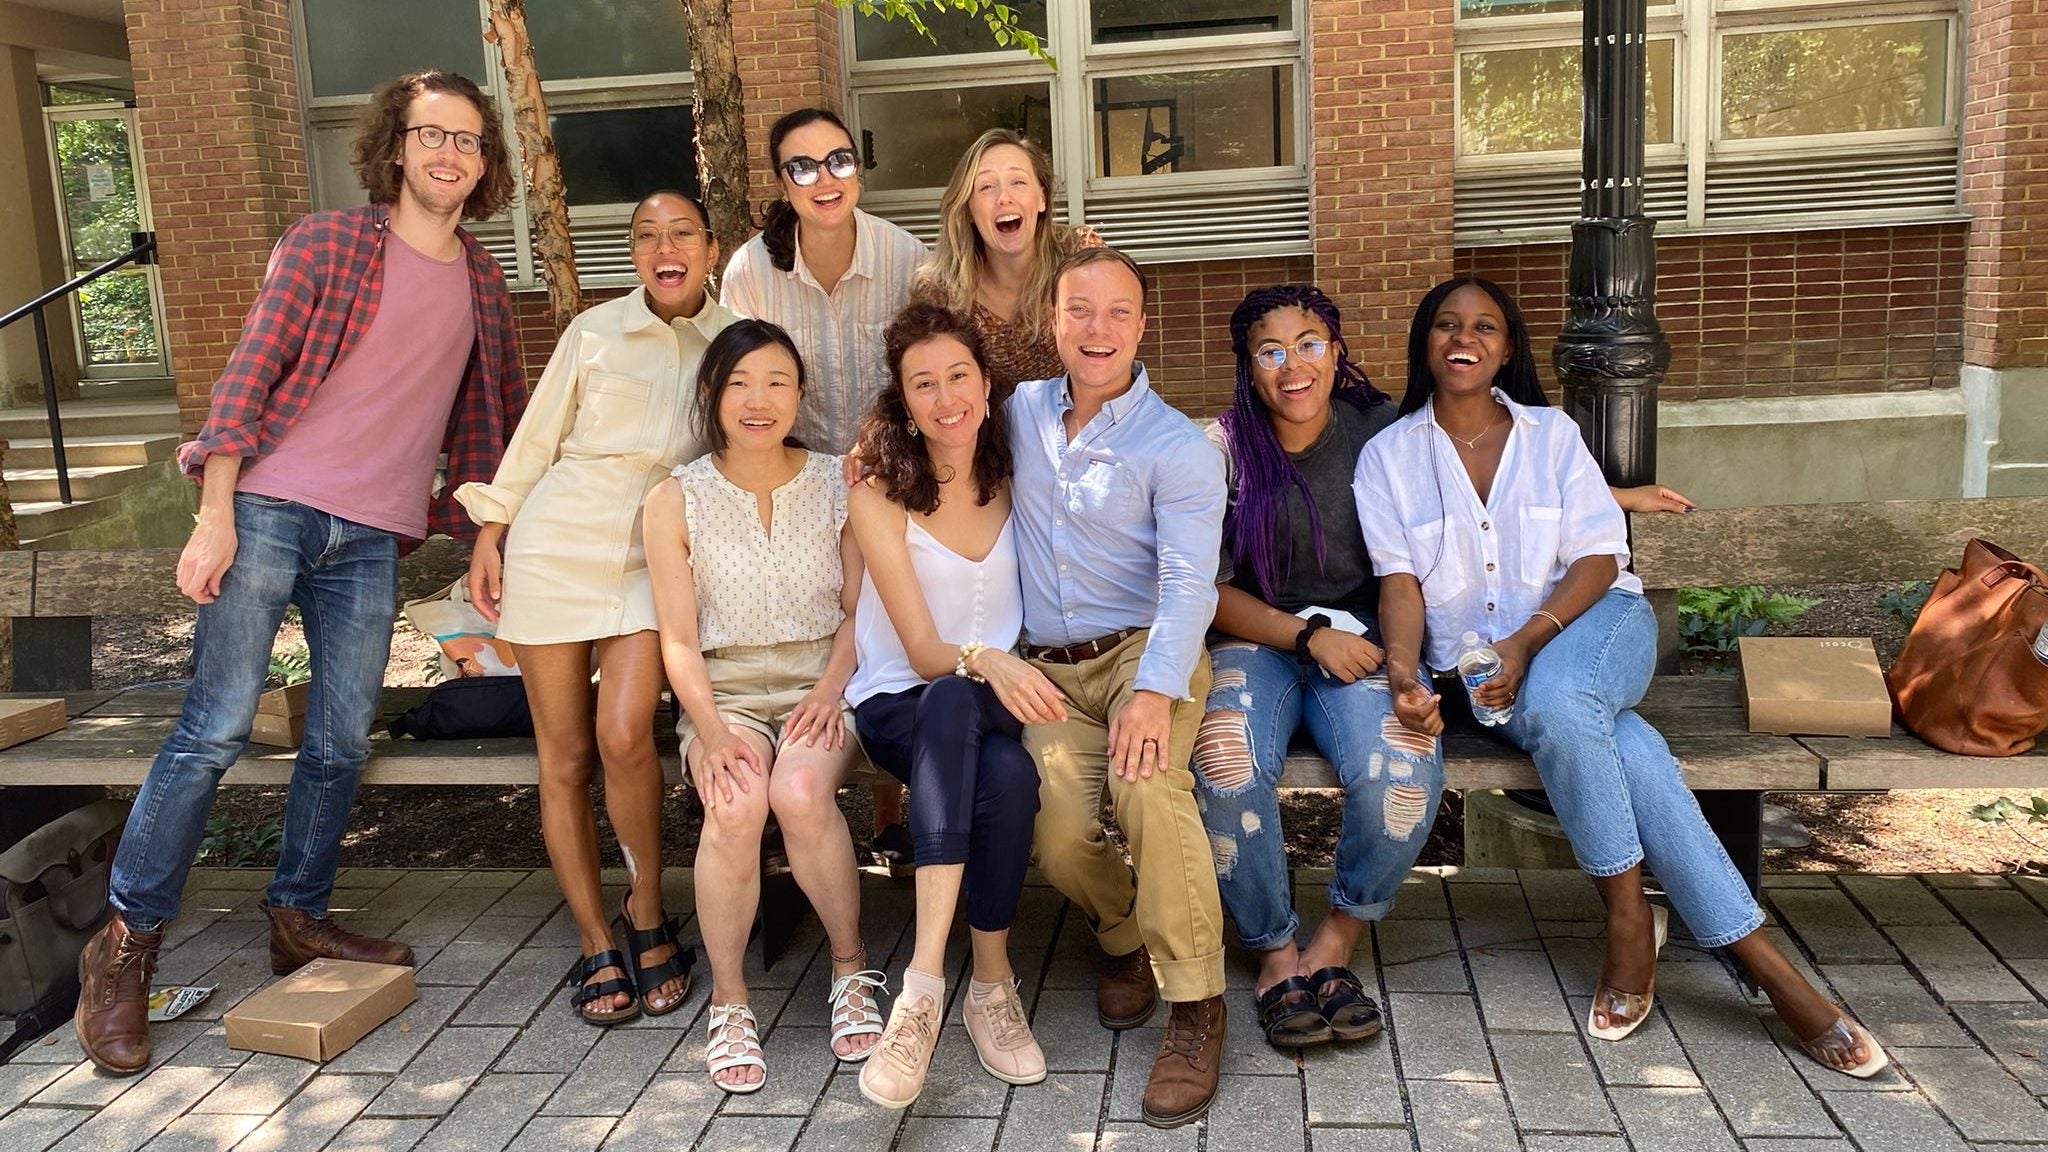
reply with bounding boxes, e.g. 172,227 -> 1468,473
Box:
1025,630 -> 1224,1003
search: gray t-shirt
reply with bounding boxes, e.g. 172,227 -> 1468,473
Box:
1214,398 -> 1399,638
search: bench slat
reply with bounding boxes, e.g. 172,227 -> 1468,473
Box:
1800,733 -> 2048,790
10,540 -> 474,619
1630,497 -> 2048,589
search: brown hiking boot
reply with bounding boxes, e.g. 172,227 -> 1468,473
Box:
75,914 -> 161,1076
264,899 -> 415,974
1142,995 -> 1225,1129
1097,945 -> 1156,1029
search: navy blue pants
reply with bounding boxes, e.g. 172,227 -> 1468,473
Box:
853,675 -> 1040,932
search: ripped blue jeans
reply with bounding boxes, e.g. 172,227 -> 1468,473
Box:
1192,641 -> 1445,950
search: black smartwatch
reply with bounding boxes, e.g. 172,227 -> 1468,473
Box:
1294,614 -> 1332,666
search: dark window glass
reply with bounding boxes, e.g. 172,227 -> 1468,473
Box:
550,105 -> 699,206
527,0 -> 691,80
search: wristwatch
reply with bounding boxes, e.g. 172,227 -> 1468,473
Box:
1294,614 -> 1332,666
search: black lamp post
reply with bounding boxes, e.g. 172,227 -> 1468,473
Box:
1553,0 -> 1671,487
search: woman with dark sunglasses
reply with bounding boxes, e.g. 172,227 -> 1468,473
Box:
720,107 -> 927,457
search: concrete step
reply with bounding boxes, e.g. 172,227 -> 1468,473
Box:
77,377 -> 175,402
11,496 -> 111,542
5,463 -> 156,504
0,399 -> 181,441
3,433 -> 179,470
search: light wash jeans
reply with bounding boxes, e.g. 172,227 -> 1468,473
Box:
1193,641 -> 1446,950
1493,587 -> 1764,948
110,492 -> 398,930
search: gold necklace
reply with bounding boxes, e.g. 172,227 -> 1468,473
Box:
1443,412 -> 1505,450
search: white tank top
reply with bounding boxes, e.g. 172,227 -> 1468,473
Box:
845,515 -> 1023,707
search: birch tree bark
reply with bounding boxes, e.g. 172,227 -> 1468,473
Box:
484,0 -> 581,334
678,0 -> 752,258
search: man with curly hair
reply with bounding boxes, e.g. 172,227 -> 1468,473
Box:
75,70 -> 526,1075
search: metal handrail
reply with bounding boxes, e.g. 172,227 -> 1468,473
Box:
0,231 -> 156,505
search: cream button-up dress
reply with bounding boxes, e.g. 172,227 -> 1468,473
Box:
456,289 -> 736,645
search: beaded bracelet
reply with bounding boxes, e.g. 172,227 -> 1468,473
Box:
957,642 -> 988,683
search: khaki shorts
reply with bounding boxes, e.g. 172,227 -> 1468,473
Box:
677,636 -> 858,764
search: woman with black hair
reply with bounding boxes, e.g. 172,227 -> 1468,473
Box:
1193,284 -> 1443,1051
643,319 -> 881,1094
1356,276 -> 1886,1079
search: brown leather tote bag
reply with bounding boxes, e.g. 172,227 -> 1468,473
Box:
1886,539 -> 2048,756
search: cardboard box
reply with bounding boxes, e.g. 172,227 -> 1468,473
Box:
1738,636 -> 1893,738
0,698 -> 66,750
250,682 -> 308,747
257,681 -> 308,718
224,959 -> 415,1061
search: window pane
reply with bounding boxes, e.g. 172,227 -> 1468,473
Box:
1458,39 -> 1674,156
550,105 -> 699,206
1721,21 -> 1948,140
1459,0 -> 1582,18
303,0 -> 484,98
527,0 -> 690,79
857,83 -> 1053,191
1090,0 -> 1291,44
311,125 -> 367,209
854,1 -> 1047,60
1092,67 -> 1296,177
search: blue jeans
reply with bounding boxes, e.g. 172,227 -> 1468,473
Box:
1494,588 -> 1764,948
1192,641 -> 1445,950
110,493 -> 398,930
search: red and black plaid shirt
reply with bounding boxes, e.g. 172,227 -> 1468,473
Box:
178,202 -> 526,541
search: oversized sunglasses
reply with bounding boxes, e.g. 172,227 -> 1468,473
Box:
780,147 -> 860,187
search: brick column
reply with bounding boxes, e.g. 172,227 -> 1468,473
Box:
1960,0 -> 2048,494
1307,0 -> 1457,387
128,0 -> 308,436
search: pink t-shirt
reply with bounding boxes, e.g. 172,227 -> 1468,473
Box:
239,231 -> 475,537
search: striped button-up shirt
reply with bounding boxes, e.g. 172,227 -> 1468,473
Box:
718,208 -> 925,454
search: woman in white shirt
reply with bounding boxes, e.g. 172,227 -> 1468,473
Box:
643,320 -> 879,1094
459,191 -> 730,1026
1355,277 -> 1887,1080
844,304 -> 1062,1108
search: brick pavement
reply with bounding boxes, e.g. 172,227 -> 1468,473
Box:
3,867 -> 2044,1150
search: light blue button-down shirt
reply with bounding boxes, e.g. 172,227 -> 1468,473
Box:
1007,365 -> 1226,699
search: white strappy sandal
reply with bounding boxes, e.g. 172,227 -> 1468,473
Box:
706,1002 -> 767,1095
828,968 -> 889,1063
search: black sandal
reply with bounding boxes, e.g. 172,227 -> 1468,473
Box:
1256,975 -> 1333,1048
564,948 -> 640,1026
1306,966 -> 1383,1042
617,903 -> 695,1017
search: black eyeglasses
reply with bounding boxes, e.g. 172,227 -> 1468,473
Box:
404,125 -> 484,155
780,147 -> 860,187
1253,336 -> 1331,371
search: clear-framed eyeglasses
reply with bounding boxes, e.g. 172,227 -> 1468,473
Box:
403,125 -> 483,155
1253,336 -> 1331,372
629,224 -> 710,251
780,147 -> 860,187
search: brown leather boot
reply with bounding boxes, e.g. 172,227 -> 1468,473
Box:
1142,995 -> 1225,1129
264,899 -> 415,974
1097,945 -> 1156,1029
75,914 -> 161,1076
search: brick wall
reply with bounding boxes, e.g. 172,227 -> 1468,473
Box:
1459,225 -> 1967,403
1307,0 -> 1456,383
730,0 -> 842,219
1962,0 -> 2048,368
131,0 -> 309,436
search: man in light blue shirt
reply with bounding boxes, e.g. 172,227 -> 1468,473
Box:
1009,247 -> 1228,1129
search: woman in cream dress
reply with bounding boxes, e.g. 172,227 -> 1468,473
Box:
460,190 -> 731,1025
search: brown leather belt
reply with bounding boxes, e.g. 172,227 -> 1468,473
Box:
1025,626 -> 1143,665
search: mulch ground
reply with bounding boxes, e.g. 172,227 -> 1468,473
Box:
84,579 -> 2046,875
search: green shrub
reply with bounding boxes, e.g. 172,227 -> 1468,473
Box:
1677,585 -> 1822,668
1877,580 -> 1933,625
198,815 -> 283,867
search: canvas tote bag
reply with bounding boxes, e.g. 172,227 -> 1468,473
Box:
1886,539 -> 2048,756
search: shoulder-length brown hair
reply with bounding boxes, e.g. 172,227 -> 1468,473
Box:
913,129 -> 1069,348
857,303 -> 1012,516
351,71 -> 515,222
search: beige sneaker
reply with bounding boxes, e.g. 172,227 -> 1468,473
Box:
963,977 -> 1047,1086
858,986 -> 941,1109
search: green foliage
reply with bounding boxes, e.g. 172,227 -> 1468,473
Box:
1971,795 -> 2048,828
1677,585 -> 1822,666
269,609 -> 310,687
198,814 -> 283,867
1877,580 -> 1932,625
841,0 -> 1055,68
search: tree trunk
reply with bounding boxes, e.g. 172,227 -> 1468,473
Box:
484,0 -> 581,334
679,0 -> 754,259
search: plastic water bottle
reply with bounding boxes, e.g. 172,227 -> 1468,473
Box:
2034,621 -> 2048,665
1458,630 -> 1514,726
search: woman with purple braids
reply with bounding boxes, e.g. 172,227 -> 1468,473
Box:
1191,284 -> 1443,1050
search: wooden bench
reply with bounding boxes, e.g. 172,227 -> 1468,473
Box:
4,495 -> 2047,913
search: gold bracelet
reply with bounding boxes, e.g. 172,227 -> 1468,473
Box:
956,642 -> 987,683
1531,609 -> 1565,635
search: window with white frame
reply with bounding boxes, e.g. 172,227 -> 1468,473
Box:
1453,0 -> 1964,242
844,0 -> 1311,262
295,0 -> 696,285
